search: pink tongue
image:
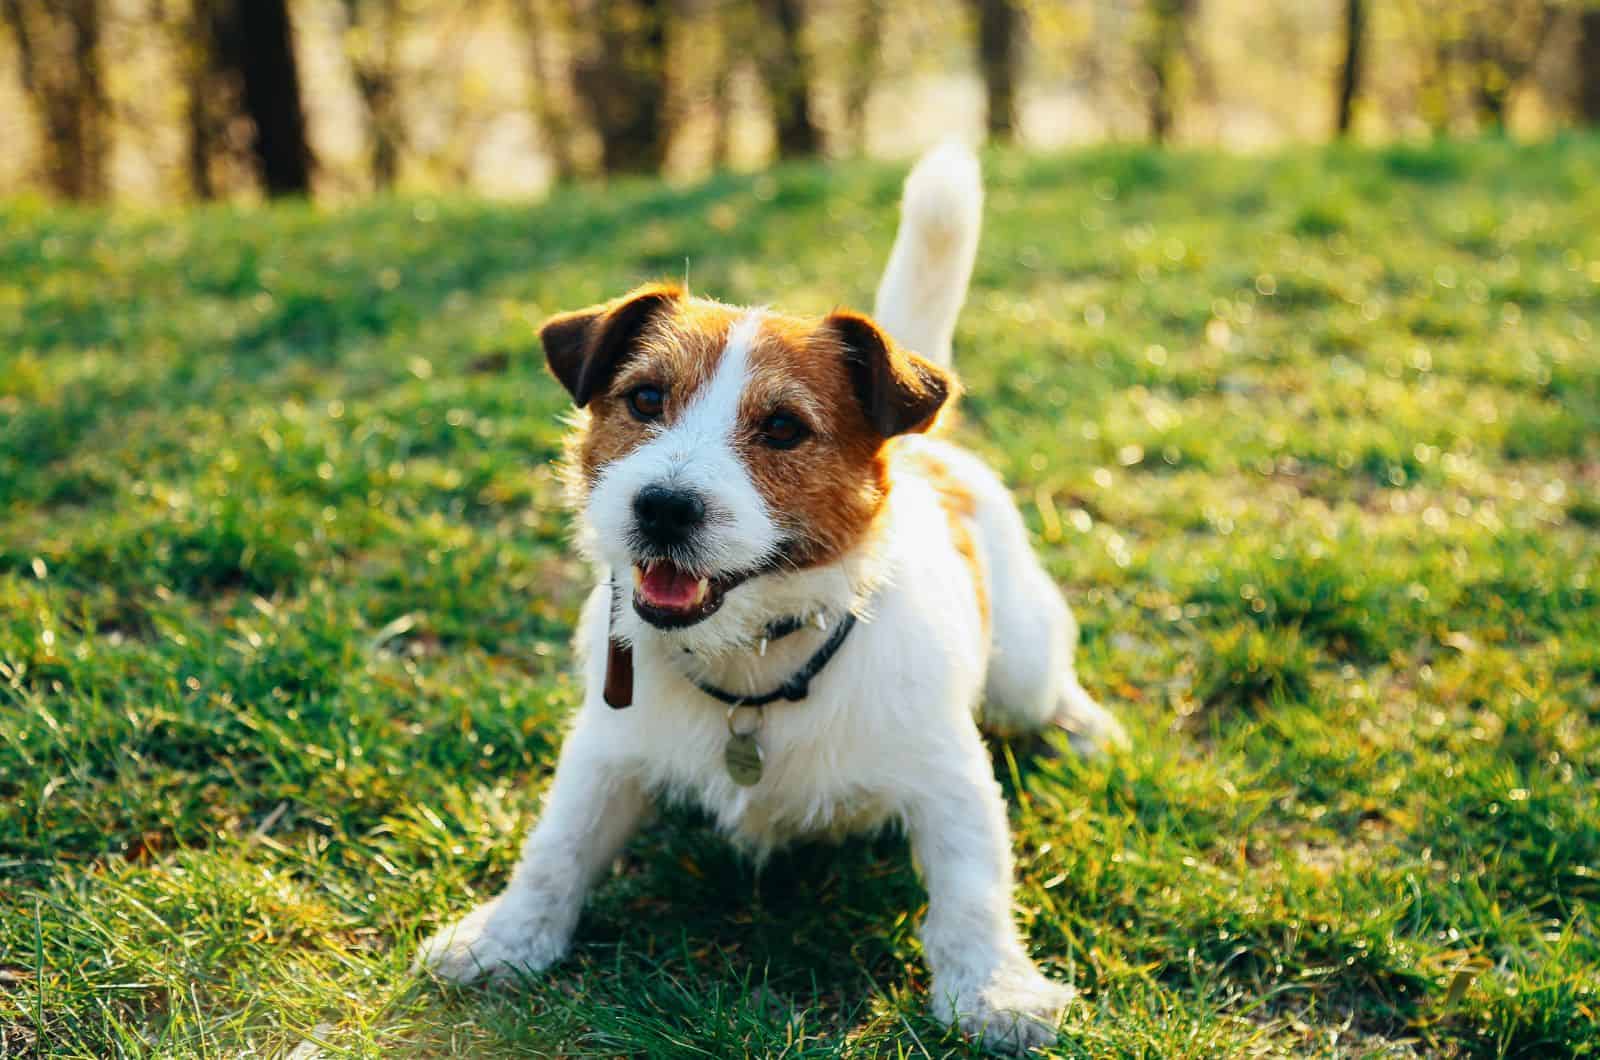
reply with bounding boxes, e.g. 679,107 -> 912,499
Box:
639,563 -> 702,610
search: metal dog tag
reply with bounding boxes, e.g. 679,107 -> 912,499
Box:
724,733 -> 763,786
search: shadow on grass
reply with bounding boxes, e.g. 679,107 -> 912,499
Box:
411,805 -> 958,1055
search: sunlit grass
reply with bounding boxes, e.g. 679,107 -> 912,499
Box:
2,137 -> 1598,1057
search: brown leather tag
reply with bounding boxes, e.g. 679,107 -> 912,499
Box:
604,637 -> 633,708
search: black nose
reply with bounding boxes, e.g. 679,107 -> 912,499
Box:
633,485 -> 707,546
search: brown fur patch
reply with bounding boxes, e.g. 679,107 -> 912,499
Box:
736,315 -> 896,569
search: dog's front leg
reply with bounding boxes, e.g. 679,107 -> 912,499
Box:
909,760 -> 1073,1054
416,727 -> 645,983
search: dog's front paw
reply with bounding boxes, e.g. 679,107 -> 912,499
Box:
414,897 -> 568,984
935,967 -> 1075,1054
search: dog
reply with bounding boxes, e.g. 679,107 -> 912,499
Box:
416,144 -> 1126,1053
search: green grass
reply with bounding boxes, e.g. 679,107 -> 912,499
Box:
3,137 -> 1599,1057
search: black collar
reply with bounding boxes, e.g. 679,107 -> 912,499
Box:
693,613 -> 859,707
760,613 -> 812,642
601,571 -> 859,711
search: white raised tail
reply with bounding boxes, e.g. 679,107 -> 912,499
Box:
873,142 -> 983,369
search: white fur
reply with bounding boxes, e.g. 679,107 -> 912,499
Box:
417,145 -> 1124,1054
873,141 -> 984,369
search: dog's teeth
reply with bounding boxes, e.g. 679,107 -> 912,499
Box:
631,566 -> 644,587
758,637 -> 769,657
814,612 -> 828,631
692,577 -> 709,605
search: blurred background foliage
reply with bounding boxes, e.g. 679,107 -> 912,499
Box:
4,0 -> 1600,204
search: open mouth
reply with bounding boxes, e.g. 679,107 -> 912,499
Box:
630,559 -> 757,628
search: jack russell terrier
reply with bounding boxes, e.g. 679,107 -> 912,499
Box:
417,143 -> 1126,1053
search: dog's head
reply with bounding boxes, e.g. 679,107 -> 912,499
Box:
540,282 -> 954,642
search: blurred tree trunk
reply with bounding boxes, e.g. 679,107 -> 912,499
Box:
757,0 -> 820,158
968,0 -> 1021,140
708,3 -> 758,169
842,0 -> 883,153
66,0 -> 106,197
160,0 -> 222,199
340,0 -> 406,190
1466,33 -> 1511,128
1577,8 -> 1600,123
709,59 -> 735,167
513,0 -> 580,181
229,0 -> 314,194
1464,1 -> 1556,132
2,0 -> 107,199
199,0 -> 315,196
184,81 -> 217,200
571,0 -> 670,174
1334,0 -> 1365,136
1144,0 -> 1196,145
186,13 -> 221,199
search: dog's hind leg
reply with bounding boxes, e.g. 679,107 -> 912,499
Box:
1053,662 -> 1127,757
933,446 -> 1123,753
918,442 -> 1124,752
907,441 -> 1125,754
982,546 -> 1126,754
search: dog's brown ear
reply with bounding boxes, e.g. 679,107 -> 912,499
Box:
826,309 -> 955,437
540,283 -> 683,407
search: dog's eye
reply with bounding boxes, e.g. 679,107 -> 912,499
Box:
627,385 -> 665,421
759,412 -> 810,449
